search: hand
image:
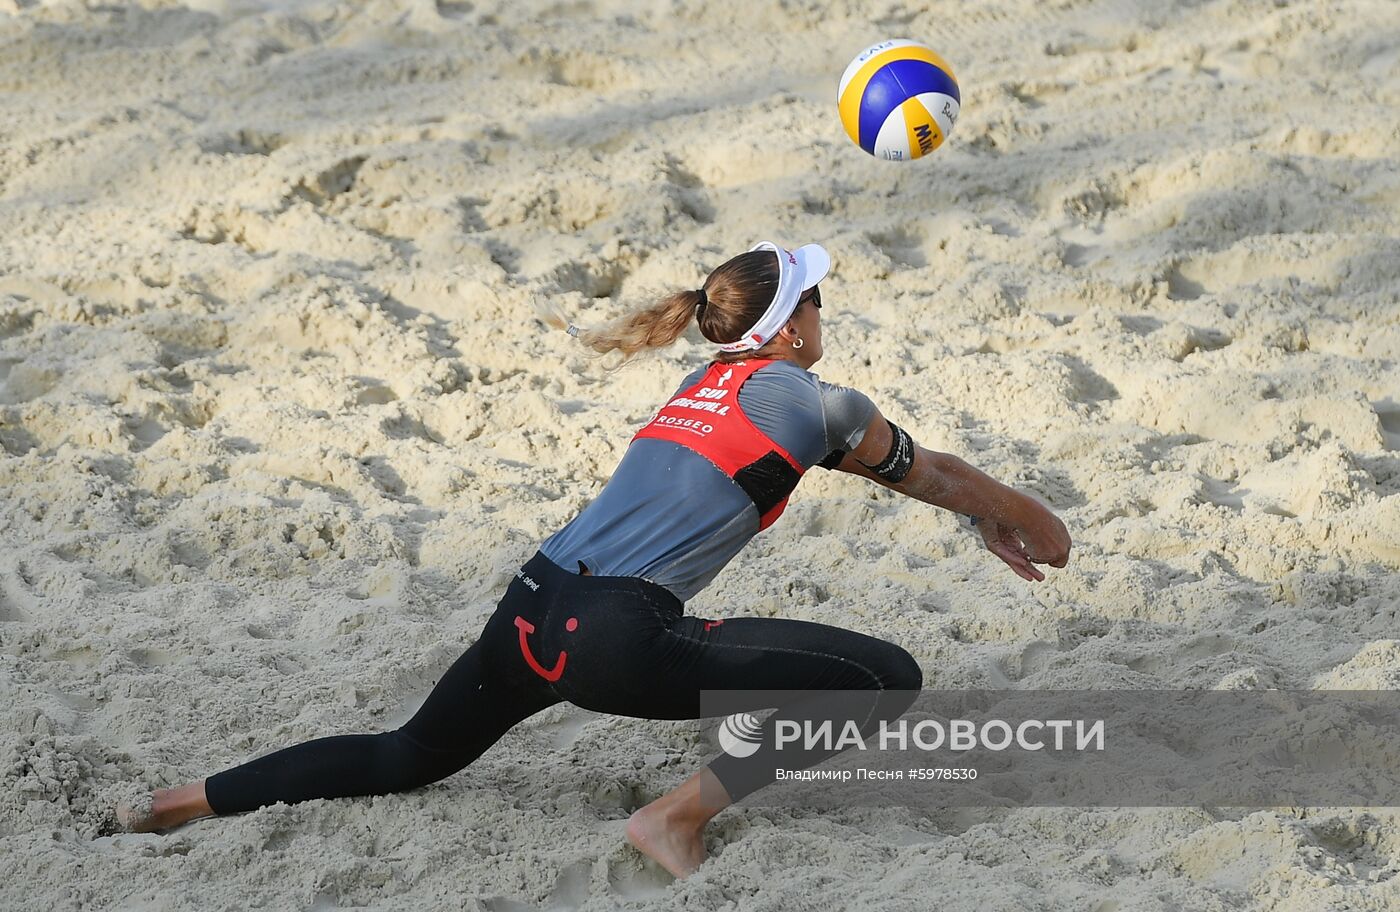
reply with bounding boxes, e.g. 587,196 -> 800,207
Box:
977,520 -> 1046,582
976,507 -> 1071,582
1020,507 -> 1072,570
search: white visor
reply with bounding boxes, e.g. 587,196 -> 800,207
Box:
717,241 -> 831,353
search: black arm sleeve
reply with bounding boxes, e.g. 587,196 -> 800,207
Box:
857,419 -> 915,483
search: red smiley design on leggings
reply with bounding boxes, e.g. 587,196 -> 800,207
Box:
514,615 -> 578,682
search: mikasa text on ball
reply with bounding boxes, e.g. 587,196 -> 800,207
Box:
838,39 -> 961,161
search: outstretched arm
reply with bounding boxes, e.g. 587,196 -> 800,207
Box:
831,409 -> 1072,582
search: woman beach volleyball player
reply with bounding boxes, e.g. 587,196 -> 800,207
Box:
118,242 -> 1071,878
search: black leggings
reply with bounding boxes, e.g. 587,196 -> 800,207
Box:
205,552 -> 922,814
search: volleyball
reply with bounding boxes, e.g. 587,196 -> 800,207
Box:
838,39 -> 961,161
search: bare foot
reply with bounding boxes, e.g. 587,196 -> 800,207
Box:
626,800 -> 707,879
114,788 -> 159,833
623,768 -> 731,878
115,781 -> 214,833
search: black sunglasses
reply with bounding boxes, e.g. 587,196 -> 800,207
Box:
800,285 -> 822,310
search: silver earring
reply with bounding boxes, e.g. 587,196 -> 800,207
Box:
792,337 -> 804,350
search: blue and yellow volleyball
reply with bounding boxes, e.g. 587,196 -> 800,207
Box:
838,39 -> 961,161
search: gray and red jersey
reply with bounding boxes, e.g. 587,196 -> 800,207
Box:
540,358 -> 876,601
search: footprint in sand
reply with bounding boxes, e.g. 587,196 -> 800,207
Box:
479,860 -> 595,912
606,855 -> 673,900
0,589 -> 26,622
538,706 -> 602,751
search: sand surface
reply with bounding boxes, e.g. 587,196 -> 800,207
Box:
3,0 -> 1400,908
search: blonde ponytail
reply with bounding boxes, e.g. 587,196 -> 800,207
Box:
541,290 -> 703,361
540,247 -> 781,362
